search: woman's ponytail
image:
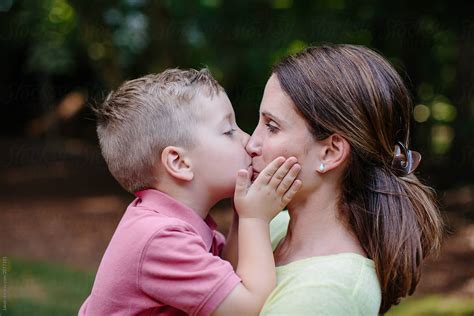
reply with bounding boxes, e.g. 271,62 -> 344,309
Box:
344,165 -> 443,313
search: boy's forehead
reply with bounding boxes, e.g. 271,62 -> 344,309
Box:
195,92 -> 235,123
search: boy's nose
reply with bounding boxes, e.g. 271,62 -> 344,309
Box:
245,133 -> 261,158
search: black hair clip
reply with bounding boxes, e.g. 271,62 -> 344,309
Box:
391,141 -> 421,176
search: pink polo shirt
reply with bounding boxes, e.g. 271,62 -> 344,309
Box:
78,189 -> 241,316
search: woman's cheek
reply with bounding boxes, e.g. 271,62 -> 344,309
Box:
263,142 -> 290,162
262,143 -> 278,164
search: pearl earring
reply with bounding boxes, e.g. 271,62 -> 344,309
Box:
319,163 -> 325,172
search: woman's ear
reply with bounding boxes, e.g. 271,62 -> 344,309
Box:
317,134 -> 351,174
161,146 -> 194,181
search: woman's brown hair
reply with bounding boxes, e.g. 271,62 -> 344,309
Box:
273,44 -> 443,314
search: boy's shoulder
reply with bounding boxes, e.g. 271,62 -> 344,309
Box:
118,198 -> 201,244
113,189 -> 218,251
124,198 -> 196,231
95,191 -> 220,279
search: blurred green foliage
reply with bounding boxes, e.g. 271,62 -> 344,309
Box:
0,0 -> 473,189
1,3 -> 472,314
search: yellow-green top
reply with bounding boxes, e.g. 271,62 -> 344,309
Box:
261,211 -> 381,316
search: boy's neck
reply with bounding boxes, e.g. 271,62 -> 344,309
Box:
154,184 -> 213,219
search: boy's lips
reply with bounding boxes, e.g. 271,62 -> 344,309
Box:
251,170 -> 260,181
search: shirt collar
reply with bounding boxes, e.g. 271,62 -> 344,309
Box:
134,188 -> 217,250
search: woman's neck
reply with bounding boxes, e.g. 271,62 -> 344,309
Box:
274,188 -> 366,266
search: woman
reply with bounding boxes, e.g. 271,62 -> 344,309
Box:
246,45 -> 443,315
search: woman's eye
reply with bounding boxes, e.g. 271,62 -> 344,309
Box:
224,129 -> 236,136
265,123 -> 278,134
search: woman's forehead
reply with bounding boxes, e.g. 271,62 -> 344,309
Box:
260,77 -> 300,123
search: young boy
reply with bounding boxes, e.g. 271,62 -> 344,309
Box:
78,69 -> 302,316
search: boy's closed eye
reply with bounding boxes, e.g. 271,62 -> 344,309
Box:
224,128 -> 237,136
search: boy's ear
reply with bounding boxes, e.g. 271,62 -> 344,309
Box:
161,146 -> 194,181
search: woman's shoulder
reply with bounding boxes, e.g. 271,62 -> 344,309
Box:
269,210 -> 290,250
261,253 -> 381,315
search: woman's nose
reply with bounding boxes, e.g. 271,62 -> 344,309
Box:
241,131 -> 250,146
245,133 -> 261,157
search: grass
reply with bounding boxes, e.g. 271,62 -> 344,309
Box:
386,295 -> 474,316
3,257 -> 94,316
1,257 -> 473,315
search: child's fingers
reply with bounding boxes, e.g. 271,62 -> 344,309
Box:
276,163 -> 301,196
234,169 -> 249,198
268,157 -> 298,189
255,156 -> 286,185
281,179 -> 302,206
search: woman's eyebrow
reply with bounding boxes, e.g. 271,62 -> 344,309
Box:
261,111 -> 284,124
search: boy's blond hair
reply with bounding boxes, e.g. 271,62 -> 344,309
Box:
93,68 -> 224,193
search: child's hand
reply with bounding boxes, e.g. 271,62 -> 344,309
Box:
234,156 -> 302,223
